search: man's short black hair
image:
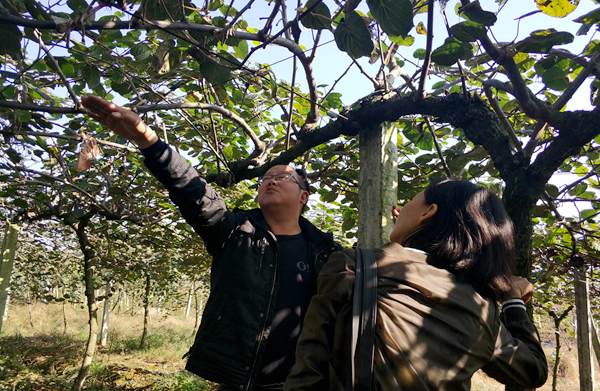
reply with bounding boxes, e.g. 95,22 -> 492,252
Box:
294,168 -> 310,192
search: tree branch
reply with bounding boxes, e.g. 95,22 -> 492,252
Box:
417,0 -> 434,99
529,108 -> 600,190
207,93 -> 521,185
524,53 -> 600,157
483,84 -> 523,154
135,102 -> 265,160
424,118 -> 452,178
1,13 -> 319,127
32,29 -> 80,108
458,0 -> 549,120
0,129 -> 136,152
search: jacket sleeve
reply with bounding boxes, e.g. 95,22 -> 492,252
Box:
481,306 -> 548,388
142,140 -> 235,256
284,249 -> 355,391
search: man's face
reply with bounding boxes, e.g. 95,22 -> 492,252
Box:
257,165 -> 308,214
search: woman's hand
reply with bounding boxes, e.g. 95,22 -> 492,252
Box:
391,205 -> 400,224
81,96 -> 158,149
505,276 -> 534,303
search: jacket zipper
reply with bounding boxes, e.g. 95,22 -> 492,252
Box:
244,231 -> 278,391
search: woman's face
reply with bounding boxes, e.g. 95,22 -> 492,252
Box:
390,191 -> 438,244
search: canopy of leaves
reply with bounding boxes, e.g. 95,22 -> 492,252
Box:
0,0 -> 598,330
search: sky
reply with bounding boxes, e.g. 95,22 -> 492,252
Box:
241,0 -> 597,110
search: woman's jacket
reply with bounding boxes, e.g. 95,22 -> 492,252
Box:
284,243 -> 548,391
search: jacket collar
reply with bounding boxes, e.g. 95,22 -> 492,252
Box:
246,208 -> 336,250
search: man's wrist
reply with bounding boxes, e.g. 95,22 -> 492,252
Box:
136,124 -> 159,149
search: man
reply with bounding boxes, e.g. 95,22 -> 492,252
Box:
81,96 -> 340,391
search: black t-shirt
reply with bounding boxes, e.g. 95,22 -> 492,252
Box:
255,233 -> 315,389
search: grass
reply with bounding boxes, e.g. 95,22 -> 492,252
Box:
1,303 -> 598,390
0,303 -> 212,391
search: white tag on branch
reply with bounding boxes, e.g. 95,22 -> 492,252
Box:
76,134 -> 103,172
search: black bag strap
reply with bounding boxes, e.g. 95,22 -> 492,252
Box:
351,248 -> 378,391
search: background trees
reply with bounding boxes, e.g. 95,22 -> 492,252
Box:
1,0 -> 599,390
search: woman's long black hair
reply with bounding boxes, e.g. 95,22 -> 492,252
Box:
403,180 -> 514,300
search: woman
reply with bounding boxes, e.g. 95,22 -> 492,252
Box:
284,180 -> 547,390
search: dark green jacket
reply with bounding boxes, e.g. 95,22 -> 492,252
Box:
285,244 -> 548,391
142,141 -> 339,390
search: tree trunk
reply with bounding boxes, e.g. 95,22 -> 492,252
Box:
574,265 -> 595,391
549,306 -> 573,391
139,273 -> 151,349
192,288 -> 201,336
71,219 -> 99,391
184,283 -> 194,320
99,280 -> 112,347
155,295 -> 163,315
502,184 -> 536,279
358,123 -> 397,248
111,289 -> 121,312
0,223 -> 19,334
27,296 -> 35,329
62,301 -> 68,335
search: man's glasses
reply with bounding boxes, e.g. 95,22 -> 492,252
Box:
258,173 -> 307,190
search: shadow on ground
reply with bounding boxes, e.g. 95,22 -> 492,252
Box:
0,334 -> 211,390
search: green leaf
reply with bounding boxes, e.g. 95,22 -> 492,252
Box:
431,37 -> 473,66
413,48 -> 426,59
390,35 -> 415,46
573,6 -> 600,24
58,60 -> 76,78
321,191 -> 337,203
449,21 -> 486,42
515,29 -> 574,53
233,39 -> 249,59
83,66 -> 101,89
459,1 -> 497,26
300,0 -> 332,30
540,65 -> 570,90
367,0 -> 414,37
568,182 -> 587,196
536,0 -> 580,18
141,0 -> 185,20
190,48 -> 232,85
131,43 -> 152,61
66,0 -> 87,11
0,23 -> 22,59
545,184 -> 559,198
334,11 -> 374,59
580,209 -> 597,220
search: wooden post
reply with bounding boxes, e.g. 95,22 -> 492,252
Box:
99,281 -> 112,347
0,223 -> 19,334
574,265 -> 595,391
358,124 -> 397,248
184,282 -> 194,319
591,320 -> 600,366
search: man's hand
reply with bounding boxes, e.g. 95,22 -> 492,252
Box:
505,276 -> 534,303
81,96 -> 158,149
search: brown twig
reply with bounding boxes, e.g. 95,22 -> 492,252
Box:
417,0 -> 434,99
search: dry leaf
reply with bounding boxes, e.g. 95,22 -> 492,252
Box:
76,135 -> 102,172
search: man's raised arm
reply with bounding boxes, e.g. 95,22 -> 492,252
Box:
81,96 -> 232,256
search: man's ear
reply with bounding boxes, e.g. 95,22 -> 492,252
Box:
419,203 -> 438,223
300,190 -> 309,205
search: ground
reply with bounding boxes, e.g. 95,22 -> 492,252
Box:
0,303 -> 597,390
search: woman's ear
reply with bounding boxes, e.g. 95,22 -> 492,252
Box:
419,203 -> 438,223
